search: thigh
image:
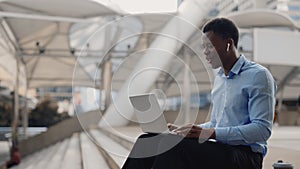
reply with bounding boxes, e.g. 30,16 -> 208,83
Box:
154,135 -> 236,169
128,133 -> 166,158
178,139 -> 236,169
230,146 -> 263,169
122,133 -> 167,169
174,138 -> 262,169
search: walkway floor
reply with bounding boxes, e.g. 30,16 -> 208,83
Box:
0,141 -> 9,166
263,126 -> 300,169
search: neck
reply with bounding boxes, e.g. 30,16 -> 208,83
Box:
222,51 -> 239,76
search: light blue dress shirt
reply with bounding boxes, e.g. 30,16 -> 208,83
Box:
200,55 -> 276,156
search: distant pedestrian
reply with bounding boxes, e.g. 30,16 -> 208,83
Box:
2,146 -> 21,169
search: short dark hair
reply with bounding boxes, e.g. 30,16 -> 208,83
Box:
203,18 -> 239,48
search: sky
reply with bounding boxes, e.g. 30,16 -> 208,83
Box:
95,0 -> 178,14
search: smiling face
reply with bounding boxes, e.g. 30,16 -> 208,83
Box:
202,31 -> 225,69
201,18 -> 240,72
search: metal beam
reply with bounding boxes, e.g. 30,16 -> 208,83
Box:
35,92 -> 73,97
277,67 -> 299,93
0,11 -> 88,23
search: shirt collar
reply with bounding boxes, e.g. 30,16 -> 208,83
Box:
217,54 -> 246,79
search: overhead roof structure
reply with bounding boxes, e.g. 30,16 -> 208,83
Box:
0,0 -> 123,89
85,14 -> 213,97
0,0 -> 213,98
69,11 -> 213,97
227,10 -> 300,99
0,0 -> 195,97
0,2 -> 299,100
0,16 -> 19,90
227,9 -> 300,29
101,9 -> 300,98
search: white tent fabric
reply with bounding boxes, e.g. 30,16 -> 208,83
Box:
0,0 -> 212,96
0,21 -> 27,94
0,19 -> 17,90
21,22 -> 93,88
0,40 -> 15,90
227,10 -> 300,99
0,1 -> 299,100
0,0 -> 123,89
226,9 -> 300,29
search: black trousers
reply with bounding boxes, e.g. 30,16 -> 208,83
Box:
122,133 -> 263,169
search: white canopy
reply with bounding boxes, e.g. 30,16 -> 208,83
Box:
228,10 -> 300,99
0,0 -> 123,89
0,2 -> 299,100
104,10 -> 300,98
227,9 -> 300,29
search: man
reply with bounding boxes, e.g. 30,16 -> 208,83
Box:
122,17 -> 276,169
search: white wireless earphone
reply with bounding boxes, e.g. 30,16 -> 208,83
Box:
226,43 -> 230,52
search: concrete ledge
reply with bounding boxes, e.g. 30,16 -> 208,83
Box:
19,110 -> 101,157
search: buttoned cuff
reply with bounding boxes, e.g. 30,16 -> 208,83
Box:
215,127 -> 229,143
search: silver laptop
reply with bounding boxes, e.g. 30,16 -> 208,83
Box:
129,93 -> 169,134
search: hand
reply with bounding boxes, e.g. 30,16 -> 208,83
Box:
167,123 -> 178,131
172,124 -> 215,139
172,124 -> 201,138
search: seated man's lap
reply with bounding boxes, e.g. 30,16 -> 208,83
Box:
127,133 -> 262,169
154,136 -> 237,169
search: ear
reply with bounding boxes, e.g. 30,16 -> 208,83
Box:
226,43 -> 230,52
228,39 -> 235,49
226,39 -> 235,52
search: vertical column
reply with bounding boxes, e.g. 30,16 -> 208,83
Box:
12,55 -> 20,148
183,48 -> 191,124
100,23 -> 113,111
103,60 -> 112,111
277,86 -> 284,125
22,85 -> 28,139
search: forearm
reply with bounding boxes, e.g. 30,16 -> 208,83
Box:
215,120 -> 271,145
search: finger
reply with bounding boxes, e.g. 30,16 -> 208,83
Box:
167,123 -> 173,127
180,127 -> 202,138
173,127 -> 189,133
178,131 -> 188,137
173,124 -> 200,133
167,123 -> 178,130
175,128 -> 191,136
185,131 -> 201,138
173,124 -> 193,132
